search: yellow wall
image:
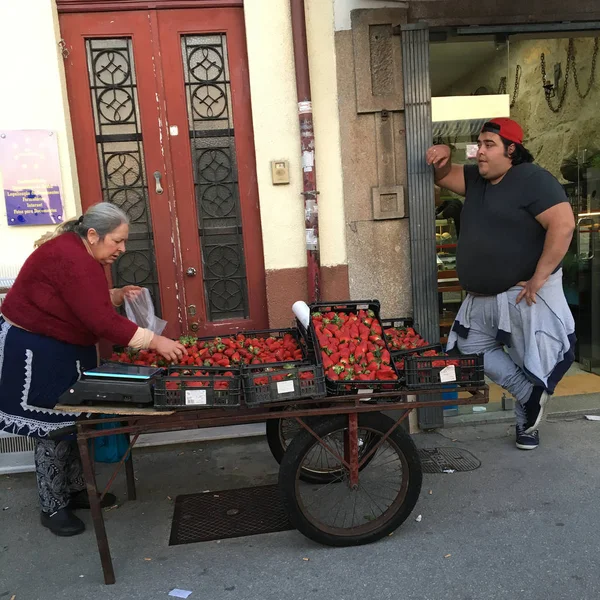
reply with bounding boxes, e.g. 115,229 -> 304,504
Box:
0,0 -> 80,274
244,0 -> 347,270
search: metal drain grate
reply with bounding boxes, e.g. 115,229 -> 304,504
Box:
418,447 -> 481,473
169,484 -> 293,546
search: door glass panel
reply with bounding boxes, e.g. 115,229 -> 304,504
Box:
85,37 -> 162,314
181,34 -> 249,322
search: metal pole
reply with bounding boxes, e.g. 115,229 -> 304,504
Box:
290,0 -> 321,302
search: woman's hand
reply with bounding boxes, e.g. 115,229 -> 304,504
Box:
111,285 -> 144,306
150,335 -> 187,363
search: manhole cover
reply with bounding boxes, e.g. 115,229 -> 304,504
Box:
418,447 -> 480,473
169,484 -> 293,546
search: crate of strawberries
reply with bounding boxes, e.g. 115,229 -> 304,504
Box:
154,366 -> 241,408
309,300 -> 401,394
109,328 -> 306,369
242,362 -> 326,405
382,319 -> 443,379
110,328 -> 307,409
404,353 -> 484,390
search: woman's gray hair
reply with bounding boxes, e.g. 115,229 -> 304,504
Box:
57,203 -> 129,240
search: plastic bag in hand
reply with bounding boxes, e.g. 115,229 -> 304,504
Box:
124,287 -> 167,335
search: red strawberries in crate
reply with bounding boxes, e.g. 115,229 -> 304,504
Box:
384,325 -> 430,351
164,369 -> 235,391
111,332 -> 303,368
312,309 -> 398,382
251,365 -> 316,387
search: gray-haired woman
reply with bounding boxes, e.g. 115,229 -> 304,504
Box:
0,202 -> 186,536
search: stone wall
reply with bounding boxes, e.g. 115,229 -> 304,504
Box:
334,9 -> 413,319
442,36 -> 600,181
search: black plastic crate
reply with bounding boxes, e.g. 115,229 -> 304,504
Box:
391,344 -> 444,378
242,362 -> 326,405
380,317 -> 414,330
405,354 -> 484,390
380,317 -> 438,354
307,300 -> 402,394
154,366 -> 241,409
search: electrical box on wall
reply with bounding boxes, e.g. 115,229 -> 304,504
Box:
271,160 -> 290,185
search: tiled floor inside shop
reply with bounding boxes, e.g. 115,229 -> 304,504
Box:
455,362 -> 600,416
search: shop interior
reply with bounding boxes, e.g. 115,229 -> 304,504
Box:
429,29 -> 600,412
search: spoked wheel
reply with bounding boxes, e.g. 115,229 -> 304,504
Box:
279,412 -> 422,546
267,414 -> 380,484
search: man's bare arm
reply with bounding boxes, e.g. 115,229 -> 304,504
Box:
426,145 -> 466,196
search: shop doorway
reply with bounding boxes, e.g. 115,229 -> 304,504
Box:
429,28 -> 600,409
59,8 -> 268,339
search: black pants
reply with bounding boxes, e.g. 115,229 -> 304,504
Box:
34,438 -> 85,513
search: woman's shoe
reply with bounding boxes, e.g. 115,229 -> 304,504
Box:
40,508 -> 85,536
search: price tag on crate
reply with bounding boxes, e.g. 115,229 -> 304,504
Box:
439,365 -> 457,383
185,389 -> 207,405
276,380 -> 295,394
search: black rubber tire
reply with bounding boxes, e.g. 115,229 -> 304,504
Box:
266,417 -> 291,465
278,412 -> 422,547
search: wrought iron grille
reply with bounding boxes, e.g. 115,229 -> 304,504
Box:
85,38 -> 161,315
182,34 -> 249,321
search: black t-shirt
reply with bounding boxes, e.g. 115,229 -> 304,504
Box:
456,162 -> 568,295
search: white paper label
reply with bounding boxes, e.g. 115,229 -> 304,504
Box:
277,380 -> 295,394
439,365 -> 457,383
298,100 -> 312,114
169,125 -> 179,136
185,389 -> 207,405
305,228 -> 318,250
466,143 -> 478,159
302,150 -> 314,172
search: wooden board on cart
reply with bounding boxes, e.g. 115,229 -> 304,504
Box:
55,404 -> 174,416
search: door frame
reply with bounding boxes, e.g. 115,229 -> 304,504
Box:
56,0 -> 242,13
59,3 -> 268,335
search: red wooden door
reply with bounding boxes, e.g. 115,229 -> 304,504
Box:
60,8 -> 267,338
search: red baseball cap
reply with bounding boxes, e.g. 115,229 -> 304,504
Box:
481,118 -> 524,145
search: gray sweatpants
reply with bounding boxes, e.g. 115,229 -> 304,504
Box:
455,295 -> 533,427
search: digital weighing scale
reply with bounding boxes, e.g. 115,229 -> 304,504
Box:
59,364 -> 164,407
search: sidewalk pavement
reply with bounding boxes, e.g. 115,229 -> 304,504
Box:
2,416 -> 600,600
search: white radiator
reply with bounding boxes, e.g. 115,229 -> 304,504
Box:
0,432 -> 36,474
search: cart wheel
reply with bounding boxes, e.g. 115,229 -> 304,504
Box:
279,412 -> 422,547
267,416 -> 380,485
266,416 -> 300,465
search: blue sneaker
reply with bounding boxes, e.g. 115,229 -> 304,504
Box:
524,387 -> 549,434
516,425 -> 539,450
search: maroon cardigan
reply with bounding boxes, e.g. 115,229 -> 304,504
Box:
1,232 -> 137,347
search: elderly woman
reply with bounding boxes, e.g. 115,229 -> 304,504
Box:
0,203 -> 186,537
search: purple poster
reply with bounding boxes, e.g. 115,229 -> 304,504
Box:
0,130 -> 64,227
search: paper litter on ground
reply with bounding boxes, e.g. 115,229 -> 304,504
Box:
169,589 -> 193,598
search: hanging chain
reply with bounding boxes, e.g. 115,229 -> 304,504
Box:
541,42 -> 571,113
540,38 -> 599,112
497,76 -> 507,94
497,65 -> 521,107
510,65 -> 521,108
572,37 -> 599,99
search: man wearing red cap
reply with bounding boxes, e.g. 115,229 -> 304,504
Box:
426,118 -> 576,450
